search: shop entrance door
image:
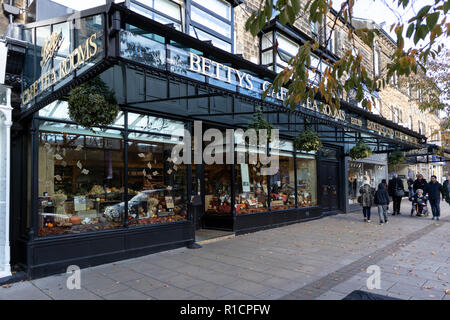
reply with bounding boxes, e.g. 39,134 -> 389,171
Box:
319,161 -> 340,211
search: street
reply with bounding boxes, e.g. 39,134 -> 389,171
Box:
1,199 -> 449,300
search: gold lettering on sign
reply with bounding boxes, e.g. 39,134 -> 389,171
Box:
41,32 -> 63,68
22,32 -> 100,105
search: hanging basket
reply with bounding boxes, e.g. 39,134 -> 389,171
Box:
294,128 -> 322,152
247,107 -> 274,144
349,140 -> 372,160
388,149 -> 406,166
68,77 -> 120,130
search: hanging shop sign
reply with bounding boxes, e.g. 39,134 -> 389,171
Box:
21,32 -> 100,105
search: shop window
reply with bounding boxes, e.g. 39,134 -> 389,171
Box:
189,0 -> 233,52
269,148 -> 296,210
296,154 -> 317,207
37,125 -> 125,237
234,139 -> 269,214
126,135 -> 187,226
204,164 -> 232,215
348,161 -> 385,205
129,0 -> 183,31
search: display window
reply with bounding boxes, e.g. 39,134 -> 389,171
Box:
204,164 -> 232,215
269,143 -> 296,210
348,161 -> 385,205
126,135 -> 187,226
235,159 -> 269,215
296,155 -> 317,207
37,125 -> 125,236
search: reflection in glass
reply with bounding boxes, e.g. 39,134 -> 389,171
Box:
37,126 -> 124,237
296,155 -> 317,207
270,153 -> 296,210
126,137 -> 187,226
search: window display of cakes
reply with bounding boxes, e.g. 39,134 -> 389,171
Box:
235,183 -> 268,214
269,179 -> 296,210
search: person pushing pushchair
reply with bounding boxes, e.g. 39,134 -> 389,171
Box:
410,188 -> 428,217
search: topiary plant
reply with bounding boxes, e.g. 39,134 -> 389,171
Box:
68,77 -> 119,130
349,140 -> 372,160
388,149 -> 406,171
294,127 -> 322,152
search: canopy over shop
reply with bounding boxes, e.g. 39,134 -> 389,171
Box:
11,3 -> 426,278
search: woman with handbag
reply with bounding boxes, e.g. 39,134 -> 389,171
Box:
359,178 -> 375,223
388,173 -> 405,215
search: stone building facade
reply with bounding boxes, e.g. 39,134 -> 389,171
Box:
233,0 -> 443,180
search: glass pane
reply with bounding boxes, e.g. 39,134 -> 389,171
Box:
261,32 -> 273,50
269,154 -> 296,210
75,14 -> 104,76
276,33 -> 299,57
130,3 -> 182,30
189,27 -> 231,52
235,159 -> 269,215
120,30 -> 166,69
261,50 -> 273,65
296,156 -> 317,207
204,164 -> 232,215
154,0 -> 182,21
37,127 -> 125,237
191,5 -> 231,38
128,113 -> 185,136
127,137 -> 188,226
192,0 -> 231,20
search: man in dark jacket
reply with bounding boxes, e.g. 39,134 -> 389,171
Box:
425,175 -> 443,220
374,183 -> 389,224
413,174 -> 427,193
443,175 -> 450,205
388,173 -> 404,215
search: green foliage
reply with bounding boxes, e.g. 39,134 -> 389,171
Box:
245,0 -> 449,120
247,106 -> 274,143
68,77 -> 120,130
349,140 -> 372,160
294,127 -> 322,152
388,149 -> 406,166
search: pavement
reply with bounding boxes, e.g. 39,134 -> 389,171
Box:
1,198 -> 449,300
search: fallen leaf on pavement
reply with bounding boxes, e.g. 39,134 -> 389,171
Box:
2,284 -> 10,289
445,289 -> 450,295
423,286 -> 435,290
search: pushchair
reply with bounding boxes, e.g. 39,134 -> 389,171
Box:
410,192 -> 429,217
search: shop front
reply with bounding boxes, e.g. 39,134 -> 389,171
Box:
10,4 -> 426,278
345,154 -> 388,212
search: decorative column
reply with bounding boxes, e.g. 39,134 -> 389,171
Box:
0,86 -> 12,278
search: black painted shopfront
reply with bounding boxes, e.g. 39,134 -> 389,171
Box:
10,3 -> 426,278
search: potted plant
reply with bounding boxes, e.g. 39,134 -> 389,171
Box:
68,76 -> 120,130
388,149 -> 406,171
349,140 -> 372,160
294,127 -> 322,152
247,106 -> 274,144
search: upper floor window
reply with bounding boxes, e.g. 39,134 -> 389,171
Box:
189,0 -> 233,52
391,106 -> 402,124
326,25 -> 335,54
409,115 -> 413,130
373,45 -> 380,77
129,0 -> 234,52
260,31 -> 326,85
311,21 -> 320,41
130,0 -> 183,31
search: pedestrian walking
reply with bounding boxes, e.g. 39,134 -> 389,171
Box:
359,178 -> 375,223
407,177 -> 414,198
425,175 -> 443,220
413,174 -> 427,193
442,175 -> 450,206
388,173 -> 404,215
374,183 -> 389,224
